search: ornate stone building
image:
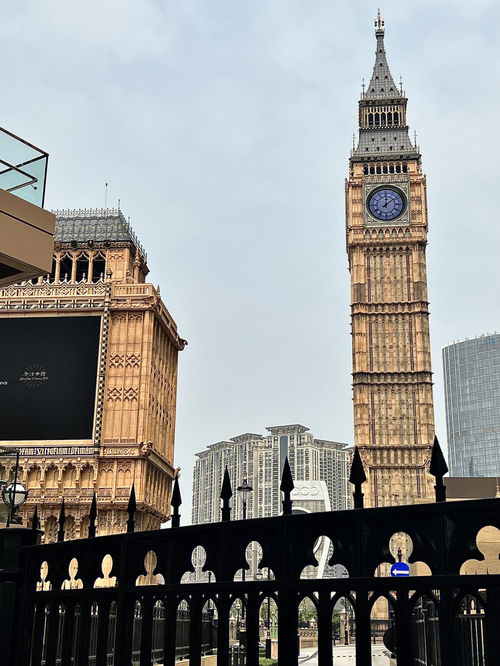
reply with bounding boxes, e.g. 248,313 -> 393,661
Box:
346,13 -> 435,507
0,208 -> 186,539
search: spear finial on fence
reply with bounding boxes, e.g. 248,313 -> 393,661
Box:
349,447 -> 367,509
88,492 -> 97,537
127,484 -> 137,533
220,467 -> 233,522
280,457 -> 294,515
30,504 -> 39,532
171,477 -> 182,528
57,499 -> 66,542
429,436 -> 448,502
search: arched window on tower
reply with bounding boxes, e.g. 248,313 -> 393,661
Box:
374,113 -> 380,126
369,166 -> 375,175
387,112 -> 393,125
376,165 -> 381,174
45,465 -> 58,489
368,113 -> 374,126
80,465 -> 94,489
363,166 -> 368,175
396,164 -> 401,173
75,253 -> 89,282
381,112 -> 386,126
62,465 -> 76,489
59,254 -> 73,283
402,163 -> 408,173
91,253 -> 106,283
27,466 -> 41,489
394,111 -> 399,125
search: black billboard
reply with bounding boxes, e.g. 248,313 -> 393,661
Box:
0,316 -> 101,440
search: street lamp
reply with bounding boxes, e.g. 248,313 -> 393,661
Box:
2,481 -> 28,526
236,478 -> 253,520
237,478 -> 253,593
234,600 -> 242,643
257,569 -> 272,658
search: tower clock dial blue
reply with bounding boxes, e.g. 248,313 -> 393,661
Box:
367,187 -> 405,221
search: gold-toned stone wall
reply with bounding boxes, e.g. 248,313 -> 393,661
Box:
346,158 -> 435,507
0,231 -> 185,540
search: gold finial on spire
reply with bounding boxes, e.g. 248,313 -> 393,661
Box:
399,76 -> 404,94
375,9 -> 384,30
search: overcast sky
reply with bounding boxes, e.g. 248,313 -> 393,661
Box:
3,1 -> 499,520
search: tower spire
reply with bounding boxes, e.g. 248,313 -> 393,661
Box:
365,11 -> 400,99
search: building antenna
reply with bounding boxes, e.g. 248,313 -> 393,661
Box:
104,182 -> 108,209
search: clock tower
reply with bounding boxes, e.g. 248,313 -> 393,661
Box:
346,13 -> 435,507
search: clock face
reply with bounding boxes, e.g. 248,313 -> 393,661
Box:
367,187 -> 405,221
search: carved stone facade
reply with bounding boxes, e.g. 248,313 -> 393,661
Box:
0,209 -> 186,539
346,15 -> 435,507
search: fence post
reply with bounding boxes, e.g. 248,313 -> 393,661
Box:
0,526 -> 41,664
349,447 -> 367,509
317,589 -> 333,666
280,457 -> 294,515
221,468 -> 232,522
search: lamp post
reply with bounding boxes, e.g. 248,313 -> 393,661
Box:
236,477 -> 253,591
236,478 -> 253,520
1,450 -> 28,526
257,569 -> 272,658
234,600 -> 241,644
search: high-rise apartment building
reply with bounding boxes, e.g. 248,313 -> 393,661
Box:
443,334 -> 500,477
192,424 -> 350,525
192,424 -> 350,579
0,208 -> 186,538
346,13 -> 435,507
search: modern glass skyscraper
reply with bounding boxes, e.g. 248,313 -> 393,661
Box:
443,334 -> 500,477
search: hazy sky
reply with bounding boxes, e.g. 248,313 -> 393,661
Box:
3,1 -> 499,520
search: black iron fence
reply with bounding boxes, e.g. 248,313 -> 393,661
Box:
0,440 -> 498,666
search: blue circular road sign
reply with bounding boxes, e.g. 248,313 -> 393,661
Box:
390,562 -> 410,577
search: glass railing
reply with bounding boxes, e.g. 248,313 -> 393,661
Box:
0,126 -> 48,207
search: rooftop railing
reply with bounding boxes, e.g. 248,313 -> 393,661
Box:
0,126 -> 48,207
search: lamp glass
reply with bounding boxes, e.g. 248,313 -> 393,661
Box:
2,482 -> 28,508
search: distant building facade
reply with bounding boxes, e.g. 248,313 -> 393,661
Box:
192,424 -> 350,526
443,334 -> 500,477
191,424 -> 350,579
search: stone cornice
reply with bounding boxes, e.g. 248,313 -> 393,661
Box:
353,371 -> 433,385
0,279 -> 186,350
351,301 -> 429,314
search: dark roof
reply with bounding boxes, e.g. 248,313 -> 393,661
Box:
52,208 -> 146,259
